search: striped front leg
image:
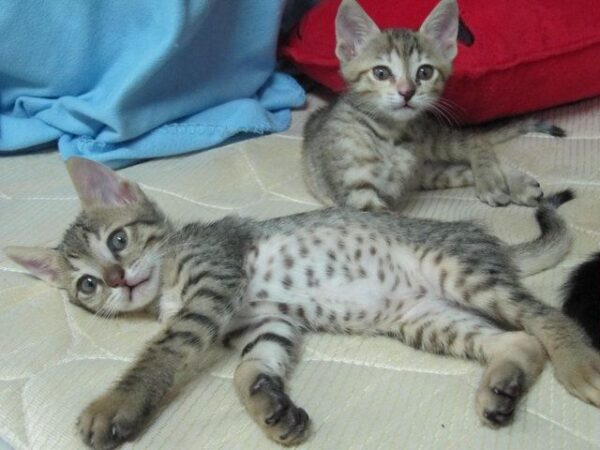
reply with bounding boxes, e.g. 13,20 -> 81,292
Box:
77,305 -> 225,449
230,313 -> 310,446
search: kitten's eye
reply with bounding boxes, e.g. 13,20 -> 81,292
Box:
77,275 -> 99,295
372,66 -> 392,81
108,229 -> 128,252
416,64 -> 435,81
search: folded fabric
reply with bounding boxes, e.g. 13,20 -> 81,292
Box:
0,0 -> 305,168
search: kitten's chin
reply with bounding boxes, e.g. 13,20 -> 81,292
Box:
130,274 -> 159,309
387,106 -> 420,121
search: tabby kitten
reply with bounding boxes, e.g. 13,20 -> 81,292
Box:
6,158 -> 600,449
302,0 -> 565,211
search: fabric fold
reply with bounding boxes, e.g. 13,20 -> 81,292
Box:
0,0 -> 305,167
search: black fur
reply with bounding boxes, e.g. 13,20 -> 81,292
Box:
562,252 -> 600,349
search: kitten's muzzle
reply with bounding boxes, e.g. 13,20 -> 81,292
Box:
398,89 -> 415,102
103,264 -> 126,288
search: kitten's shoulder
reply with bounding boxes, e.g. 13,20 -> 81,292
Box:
304,98 -> 340,136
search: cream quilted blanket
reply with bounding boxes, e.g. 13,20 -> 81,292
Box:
1,93 -> 599,449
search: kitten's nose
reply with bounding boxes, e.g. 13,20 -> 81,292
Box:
398,88 -> 416,102
397,80 -> 416,102
103,264 -> 126,287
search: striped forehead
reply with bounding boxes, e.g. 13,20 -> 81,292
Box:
60,214 -> 116,268
61,219 -> 99,258
62,231 -> 115,278
388,29 -> 421,58
373,30 -> 423,75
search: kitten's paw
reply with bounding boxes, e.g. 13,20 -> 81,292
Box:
507,172 -> 543,207
77,391 -> 143,449
476,361 -> 526,428
249,374 -> 310,446
552,346 -> 600,407
474,168 -> 511,207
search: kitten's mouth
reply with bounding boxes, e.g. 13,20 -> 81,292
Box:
393,104 -> 414,110
125,272 -> 153,302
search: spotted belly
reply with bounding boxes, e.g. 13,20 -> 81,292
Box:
242,225 -> 442,331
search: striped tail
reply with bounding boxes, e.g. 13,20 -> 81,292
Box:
485,119 -> 566,145
510,189 -> 574,276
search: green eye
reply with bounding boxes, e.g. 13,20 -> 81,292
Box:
108,229 -> 128,252
416,64 -> 434,81
372,66 -> 392,81
77,275 -> 99,295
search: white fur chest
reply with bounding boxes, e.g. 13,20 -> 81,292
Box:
158,287 -> 184,322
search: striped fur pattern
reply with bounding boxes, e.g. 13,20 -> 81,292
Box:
6,159 -> 600,449
302,0 -> 566,211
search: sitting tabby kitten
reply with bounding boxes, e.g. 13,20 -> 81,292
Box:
6,158 -> 600,449
302,0 -> 565,211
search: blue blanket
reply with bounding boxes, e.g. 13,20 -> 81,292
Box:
0,0 -> 305,168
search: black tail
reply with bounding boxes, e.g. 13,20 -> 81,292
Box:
562,252 -> 600,350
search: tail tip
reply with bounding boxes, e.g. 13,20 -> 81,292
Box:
535,121 -> 567,138
544,189 -> 575,208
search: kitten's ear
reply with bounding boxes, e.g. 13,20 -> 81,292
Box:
66,157 -> 144,210
5,246 -> 62,286
335,0 -> 380,62
419,0 -> 459,61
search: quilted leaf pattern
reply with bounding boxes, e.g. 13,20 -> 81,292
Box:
1,94 -> 599,449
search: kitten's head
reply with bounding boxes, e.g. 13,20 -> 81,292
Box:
5,158 -> 172,317
336,0 -> 459,121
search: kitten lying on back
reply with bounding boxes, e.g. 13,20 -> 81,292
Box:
6,158 -> 600,449
563,252 -> 600,350
302,0 -> 565,211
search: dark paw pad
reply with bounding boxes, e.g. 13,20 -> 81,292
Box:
278,406 -> 310,441
481,370 -> 525,427
492,383 -> 522,399
483,391 -> 517,427
484,408 -> 514,426
491,370 -> 525,400
251,373 -> 310,444
110,421 -> 135,443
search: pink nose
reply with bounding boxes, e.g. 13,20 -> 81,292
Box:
398,88 -> 415,101
103,264 -> 125,287
397,80 -> 416,102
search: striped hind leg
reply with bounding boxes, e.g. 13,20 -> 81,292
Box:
421,253 -> 600,408
381,300 -> 546,427
227,311 -> 310,446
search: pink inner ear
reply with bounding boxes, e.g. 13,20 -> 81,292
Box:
69,158 -> 140,207
120,182 -> 138,203
100,180 -> 138,205
17,256 -> 58,281
336,2 -> 379,60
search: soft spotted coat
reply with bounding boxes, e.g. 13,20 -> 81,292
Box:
6,158 -> 600,449
302,0 -> 565,211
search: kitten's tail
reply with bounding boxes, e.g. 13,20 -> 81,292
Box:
485,119 -> 566,145
509,189 -> 574,277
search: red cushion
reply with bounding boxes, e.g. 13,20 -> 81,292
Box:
280,0 -> 600,124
